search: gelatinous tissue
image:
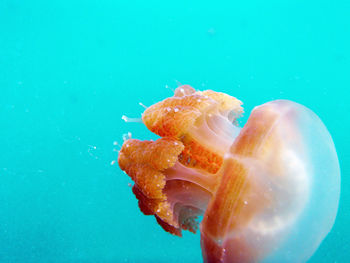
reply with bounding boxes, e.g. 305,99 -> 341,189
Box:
118,85 -> 340,263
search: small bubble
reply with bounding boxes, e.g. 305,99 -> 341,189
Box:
111,160 -> 116,165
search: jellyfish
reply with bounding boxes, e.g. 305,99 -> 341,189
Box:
118,85 -> 340,263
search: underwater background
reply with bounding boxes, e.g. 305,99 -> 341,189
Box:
0,0 -> 349,262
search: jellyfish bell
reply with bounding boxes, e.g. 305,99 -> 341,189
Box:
118,86 -> 340,263
201,100 -> 340,262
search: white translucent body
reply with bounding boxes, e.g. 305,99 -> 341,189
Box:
221,100 -> 340,263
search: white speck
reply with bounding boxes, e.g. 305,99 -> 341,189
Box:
139,102 -> 147,109
197,99 -> 201,102
111,160 -> 116,165
113,141 -> 118,146
244,201 -> 248,205
174,107 -> 179,112
165,84 -> 175,92
122,115 -> 142,123
166,107 -> 171,112
174,142 -> 179,145
87,145 -> 98,159
122,133 -> 129,141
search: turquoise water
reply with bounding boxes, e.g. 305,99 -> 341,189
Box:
1,0 -> 349,262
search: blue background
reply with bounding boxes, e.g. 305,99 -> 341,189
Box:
0,0 -> 349,262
